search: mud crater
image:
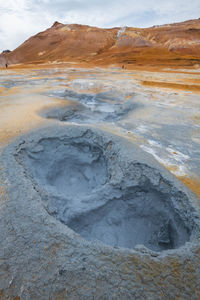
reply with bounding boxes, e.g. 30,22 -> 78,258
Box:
16,130 -> 195,252
44,89 -> 137,123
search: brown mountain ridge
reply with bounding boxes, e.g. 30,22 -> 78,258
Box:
1,18 -> 200,68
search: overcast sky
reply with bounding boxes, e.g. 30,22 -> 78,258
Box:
0,0 -> 199,52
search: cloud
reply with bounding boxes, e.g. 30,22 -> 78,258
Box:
0,0 -> 199,52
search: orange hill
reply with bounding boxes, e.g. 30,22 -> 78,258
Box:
1,18 -> 200,68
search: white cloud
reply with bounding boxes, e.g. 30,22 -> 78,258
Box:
0,0 -> 199,52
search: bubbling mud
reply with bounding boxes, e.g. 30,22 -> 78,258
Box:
16,130 -> 193,252
43,88 -> 137,123
43,101 -> 136,123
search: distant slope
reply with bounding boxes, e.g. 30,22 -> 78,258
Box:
1,19 -> 200,68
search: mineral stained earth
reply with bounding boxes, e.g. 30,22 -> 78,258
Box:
0,65 -> 200,300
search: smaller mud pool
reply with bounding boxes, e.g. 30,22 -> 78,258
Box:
42,88 -> 137,123
16,127 -> 198,252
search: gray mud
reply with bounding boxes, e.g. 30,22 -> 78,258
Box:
48,89 -> 131,103
42,101 -> 137,123
44,88 -> 137,123
16,127 -> 197,252
0,75 -> 60,89
1,125 -> 200,299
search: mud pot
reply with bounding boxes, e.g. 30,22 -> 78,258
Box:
16,127 -> 198,252
42,89 -> 137,123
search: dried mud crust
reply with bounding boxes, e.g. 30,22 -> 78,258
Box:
16,128 -> 198,252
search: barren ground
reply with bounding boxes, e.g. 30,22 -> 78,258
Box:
0,64 -> 200,197
0,64 -> 200,299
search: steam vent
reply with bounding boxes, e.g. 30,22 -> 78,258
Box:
1,125 -> 200,299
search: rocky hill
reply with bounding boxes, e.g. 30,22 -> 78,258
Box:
1,18 -> 200,68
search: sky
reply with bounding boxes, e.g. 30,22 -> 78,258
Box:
0,0 -> 199,52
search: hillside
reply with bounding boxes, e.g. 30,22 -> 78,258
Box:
1,18 -> 200,68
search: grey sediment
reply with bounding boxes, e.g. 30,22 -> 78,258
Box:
0,124 -> 200,299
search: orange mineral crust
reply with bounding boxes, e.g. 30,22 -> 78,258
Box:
1,18 -> 200,69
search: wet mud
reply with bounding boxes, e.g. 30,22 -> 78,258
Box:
16,128 -> 196,252
43,89 -> 137,123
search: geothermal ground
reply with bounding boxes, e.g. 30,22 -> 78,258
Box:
0,65 -> 200,299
